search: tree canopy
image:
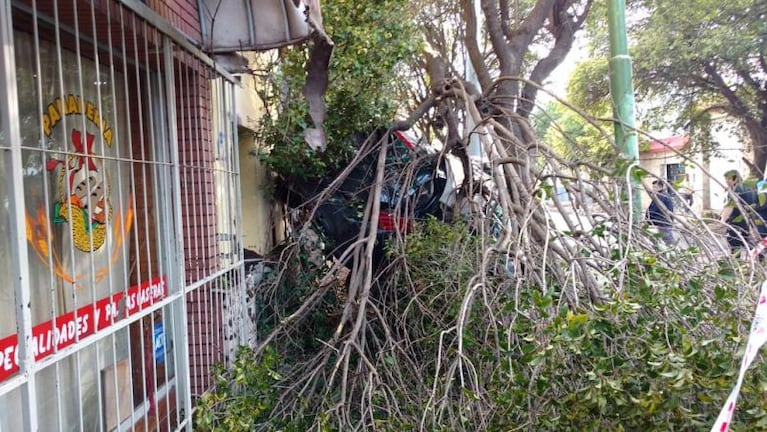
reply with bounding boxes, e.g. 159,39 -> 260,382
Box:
574,0 -> 767,172
257,0 -> 420,180
534,99 -> 616,165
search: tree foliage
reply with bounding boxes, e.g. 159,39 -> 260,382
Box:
576,0 -> 767,172
536,100 -> 617,165
197,218 -> 767,431
257,0 -> 420,180
567,56 -> 610,113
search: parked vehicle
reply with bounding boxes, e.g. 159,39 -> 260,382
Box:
276,128 -> 508,270
311,130 -> 448,266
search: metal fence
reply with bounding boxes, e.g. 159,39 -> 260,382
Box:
0,0 -> 249,430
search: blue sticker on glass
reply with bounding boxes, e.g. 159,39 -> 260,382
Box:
153,322 -> 165,364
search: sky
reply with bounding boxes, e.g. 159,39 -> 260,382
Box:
541,36 -> 589,100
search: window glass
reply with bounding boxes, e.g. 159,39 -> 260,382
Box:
0,139 -> 19,383
15,30 -> 132,326
10,27 -> 134,430
0,387 -> 24,431
665,163 -> 686,182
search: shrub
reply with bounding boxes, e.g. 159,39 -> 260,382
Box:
194,346 -> 283,432
198,221 -> 767,431
381,219 -> 767,430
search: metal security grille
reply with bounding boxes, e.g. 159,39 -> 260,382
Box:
0,1 -> 246,430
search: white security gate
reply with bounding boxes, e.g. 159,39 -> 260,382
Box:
0,1 -> 249,430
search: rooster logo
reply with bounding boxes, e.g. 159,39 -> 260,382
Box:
46,128 -> 110,252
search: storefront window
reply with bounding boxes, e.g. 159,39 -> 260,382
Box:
0,387 -> 24,431
1,19 -> 175,430
1,1 -> 243,428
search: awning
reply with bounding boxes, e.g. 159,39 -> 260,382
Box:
199,0 -> 323,52
199,0 -> 333,152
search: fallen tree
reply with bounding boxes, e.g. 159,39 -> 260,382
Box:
196,77 -> 767,430
198,0 -> 767,429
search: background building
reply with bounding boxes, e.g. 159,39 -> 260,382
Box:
639,116 -> 752,215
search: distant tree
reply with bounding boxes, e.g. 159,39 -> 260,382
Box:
574,0 -> 767,172
533,57 -> 617,165
537,100 -> 616,165
567,56 -> 610,114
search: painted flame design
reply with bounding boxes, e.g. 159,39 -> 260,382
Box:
25,198 -> 134,288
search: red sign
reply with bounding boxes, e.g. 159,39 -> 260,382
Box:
0,276 -> 167,382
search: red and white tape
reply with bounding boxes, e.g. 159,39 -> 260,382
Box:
711,280 -> 767,431
748,238 -> 767,260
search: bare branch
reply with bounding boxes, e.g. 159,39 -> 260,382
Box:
462,0 -> 493,90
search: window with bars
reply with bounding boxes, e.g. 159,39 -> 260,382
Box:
0,1 -> 247,430
665,162 -> 686,183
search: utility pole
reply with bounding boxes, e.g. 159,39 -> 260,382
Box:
607,0 -> 642,223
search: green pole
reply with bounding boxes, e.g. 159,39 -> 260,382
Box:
607,0 -> 642,224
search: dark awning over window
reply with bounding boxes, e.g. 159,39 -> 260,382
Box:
199,0 -> 333,151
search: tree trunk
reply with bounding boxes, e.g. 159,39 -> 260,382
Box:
746,120 -> 767,177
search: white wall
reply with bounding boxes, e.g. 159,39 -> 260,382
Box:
706,117 -> 750,211
639,117 -> 750,214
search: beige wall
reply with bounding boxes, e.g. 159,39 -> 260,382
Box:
639,150 -> 703,214
235,55 -> 284,254
238,130 -> 282,254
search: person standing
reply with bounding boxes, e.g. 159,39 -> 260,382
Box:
719,169 -> 753,253
719,169 -> 767,253
646,179 -> 675,246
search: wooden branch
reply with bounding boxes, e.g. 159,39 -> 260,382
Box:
734,66 -> 764,96
702,62 -> 757,124
499,0 -> 513,41
517,3 -> 576,117
480,0 -> 516,75
508,0 -> 557,54
391,97 -> 437,131
759,47 -> 767,79
493,156 -> 527,166
461,0 -> 493,90
574,0 -> 593,26
251,280 -> 332,359
742,156 -> 763,178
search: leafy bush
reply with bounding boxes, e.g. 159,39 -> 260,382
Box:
486,274 -> 767,431
257,0 -> 420,181
197,219 -> 767,431
397,220 -> 767,430
195,238 -> 342,431
194,346 -> 284,432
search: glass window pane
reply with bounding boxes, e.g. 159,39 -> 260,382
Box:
0,386 -> 24,430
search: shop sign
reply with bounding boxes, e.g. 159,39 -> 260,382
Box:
26,94 -> 134,287
0,276 -> 167,382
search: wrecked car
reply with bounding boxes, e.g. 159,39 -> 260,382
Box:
309,130 -> 449,267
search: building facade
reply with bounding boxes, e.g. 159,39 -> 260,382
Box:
639,118 -> 752,215
0,0 -> 252,430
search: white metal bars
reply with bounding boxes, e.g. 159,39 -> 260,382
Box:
0,0 -> 245,430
